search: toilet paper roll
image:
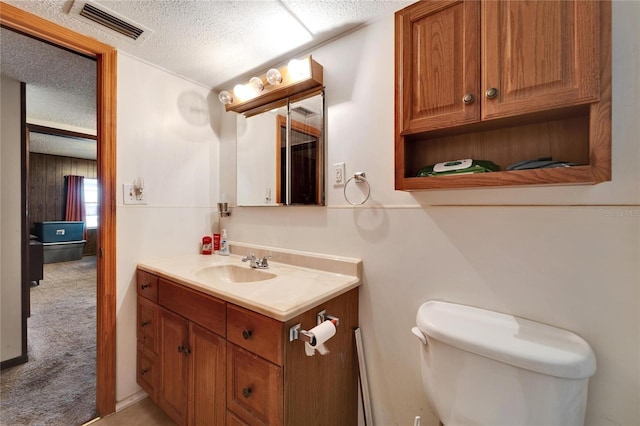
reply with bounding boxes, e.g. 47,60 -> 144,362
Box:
304,320 -> 337,356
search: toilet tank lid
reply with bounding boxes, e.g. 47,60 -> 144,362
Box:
416,301 -> 596,379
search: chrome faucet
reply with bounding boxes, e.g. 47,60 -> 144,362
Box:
241,252 -> 271,269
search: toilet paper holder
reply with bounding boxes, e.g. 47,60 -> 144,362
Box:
289,310 -> 340,343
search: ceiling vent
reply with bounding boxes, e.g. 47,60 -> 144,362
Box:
70,0 -> 152,43
291,106 -> 317,117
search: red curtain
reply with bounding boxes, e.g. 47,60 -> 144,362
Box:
65,175 -> 86,238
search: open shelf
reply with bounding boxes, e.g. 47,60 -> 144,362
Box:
395,103 -> 610,190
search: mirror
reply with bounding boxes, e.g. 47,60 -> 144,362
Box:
237,90 -> 324,206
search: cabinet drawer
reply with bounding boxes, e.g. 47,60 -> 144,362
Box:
137,270 -> 159,302
227,304 -> 283,366
158,278 -> 226,337
137,343 -> 158,401
227,344 -> 283,426
137,296 -> 159,353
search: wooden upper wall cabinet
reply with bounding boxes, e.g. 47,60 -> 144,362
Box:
482,1 -> 600,120
394,0 -> 611,190
397,1 -> 480,133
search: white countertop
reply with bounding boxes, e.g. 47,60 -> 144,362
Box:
137,252 -> 361,321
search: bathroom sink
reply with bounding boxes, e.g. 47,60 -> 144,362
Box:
195,264 -> 276,284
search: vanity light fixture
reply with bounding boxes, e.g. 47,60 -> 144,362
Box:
218,56 -> 323,115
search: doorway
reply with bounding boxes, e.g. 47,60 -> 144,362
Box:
0,3 -> 117,417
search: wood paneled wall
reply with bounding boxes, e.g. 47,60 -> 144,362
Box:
29,153 -> 98,255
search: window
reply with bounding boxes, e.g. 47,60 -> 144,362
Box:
84,178 -> 98,229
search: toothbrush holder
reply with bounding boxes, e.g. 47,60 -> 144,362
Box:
218,202 -> 231,217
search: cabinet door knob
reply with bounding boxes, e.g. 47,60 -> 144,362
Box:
141,320 -> 150,327
485,88 -> 498,99
177,345 -> 191,355
462,93 -> 474,104
141,368 -> 149,375
242,330 -> 252,340
140,284 -> 150,290
242,387 -> 252,398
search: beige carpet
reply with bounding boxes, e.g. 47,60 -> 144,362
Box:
0,256 -> 98,426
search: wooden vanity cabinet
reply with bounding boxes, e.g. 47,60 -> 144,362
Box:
224,289 -> 359,426
280,288 -> 359,426
136,269 -> 359,426
395,0 -> 611,190
156,279 -> 227,426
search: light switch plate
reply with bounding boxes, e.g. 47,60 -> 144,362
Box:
123,184 -> 146,205
333,162 -> 346,185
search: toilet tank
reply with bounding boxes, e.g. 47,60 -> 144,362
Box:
414,301 -> 596,426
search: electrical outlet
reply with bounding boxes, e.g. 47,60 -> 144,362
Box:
333,162 -> 346,185
123,183 -> 147,205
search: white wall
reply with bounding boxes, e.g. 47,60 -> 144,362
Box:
0,76 -> 23,363
216,3 -> 640,426
115,53 -> 220,400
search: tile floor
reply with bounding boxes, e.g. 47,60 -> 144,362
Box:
87,398 -> 175,426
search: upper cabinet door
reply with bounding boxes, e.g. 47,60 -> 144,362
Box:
482,0 -> 600,120
396,0 -> 480,133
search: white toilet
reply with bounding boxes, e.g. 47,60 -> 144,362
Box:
412,301 -> 596,426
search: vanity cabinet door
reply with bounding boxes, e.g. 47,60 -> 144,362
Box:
481,0 -> 600,120
227,344 -> 283,426
189,323 -> 226,426
396,0 -> 480,133
158,307 -> 189,425
227,410 -> 250,426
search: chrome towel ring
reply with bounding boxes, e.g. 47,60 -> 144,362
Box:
344,172 -> 371,205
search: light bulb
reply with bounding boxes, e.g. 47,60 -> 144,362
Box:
287,58 -> 310,81
266,68 -> 282,85
218,90 -> 233,105
233,84 -> 251,101
249,77 -> 264,93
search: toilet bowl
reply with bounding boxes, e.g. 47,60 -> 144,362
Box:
412,301 -> 596,426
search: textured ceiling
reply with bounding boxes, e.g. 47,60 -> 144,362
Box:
30,133 -> 97,160
3,0 -> 412,89
1,0 -> 412,159
1,28 -> 97,131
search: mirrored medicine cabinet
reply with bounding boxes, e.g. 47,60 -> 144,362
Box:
236,90 -> 325,206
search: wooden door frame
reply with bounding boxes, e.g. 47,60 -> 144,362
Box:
1,2 -> 117,416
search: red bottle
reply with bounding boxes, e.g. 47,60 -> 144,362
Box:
201,235 -> 212,255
